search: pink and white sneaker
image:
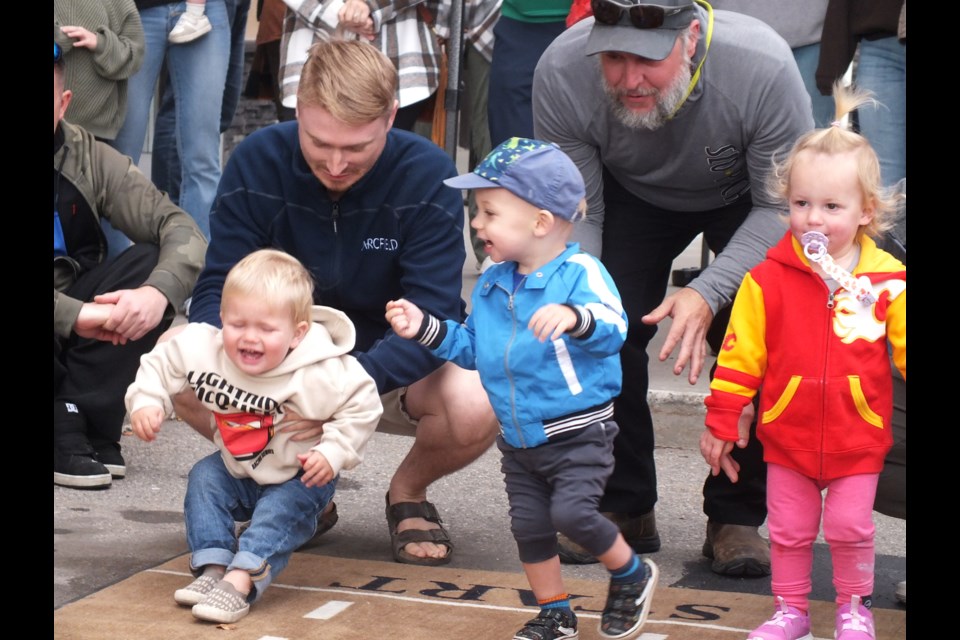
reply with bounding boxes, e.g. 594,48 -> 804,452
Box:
747,596 -> 813,640
835,595 -> 875,639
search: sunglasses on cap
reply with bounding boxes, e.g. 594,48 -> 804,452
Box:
54,41 -> 62,63
590,0 -> 693,29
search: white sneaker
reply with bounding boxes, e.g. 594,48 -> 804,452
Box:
169,12 -> 212,44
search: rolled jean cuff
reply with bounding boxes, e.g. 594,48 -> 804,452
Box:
190,547 -> 237,577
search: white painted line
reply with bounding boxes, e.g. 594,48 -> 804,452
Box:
304,600 -> 354,620
257,636 -> 288,640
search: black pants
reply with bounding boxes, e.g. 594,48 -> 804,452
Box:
598,169 -> 767,526
874,364 -> 905,520
54,244 -> 174,453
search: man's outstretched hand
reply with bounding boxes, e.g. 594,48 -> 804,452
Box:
641,287 -> 713,384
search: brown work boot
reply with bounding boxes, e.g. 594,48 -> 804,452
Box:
558,509 -> 661,564
702,522 -> 771,577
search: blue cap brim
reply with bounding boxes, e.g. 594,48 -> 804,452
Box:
443,173 -> 498,190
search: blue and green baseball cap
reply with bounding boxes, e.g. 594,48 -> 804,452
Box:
444,137 -> 586,221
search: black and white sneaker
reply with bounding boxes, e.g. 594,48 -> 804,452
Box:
94,442 -> 126,479
599,558 -> 659,639
514,608 -> 578,640
54,450 -> 112,489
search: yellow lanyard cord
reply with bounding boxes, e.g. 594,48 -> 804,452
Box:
669,0 -> 714,118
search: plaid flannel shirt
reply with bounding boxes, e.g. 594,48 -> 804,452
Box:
435,0 -> 502,63
280,0 -> 442,109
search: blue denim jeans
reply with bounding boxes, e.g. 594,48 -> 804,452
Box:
855,36 -> 906,187
152,0 -> 251,205
110,0 -> 230,240
183,452 -> 338,602
792,43 -> 836,129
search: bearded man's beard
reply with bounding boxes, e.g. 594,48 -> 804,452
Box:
603,49 -> 694,130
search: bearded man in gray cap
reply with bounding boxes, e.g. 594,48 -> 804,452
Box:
532,0 -> 813,576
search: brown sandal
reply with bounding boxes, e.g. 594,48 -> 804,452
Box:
385,492 -> 453,566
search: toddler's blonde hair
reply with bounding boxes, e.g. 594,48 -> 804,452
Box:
222,249 -> 314,325
768,81 -> 901,238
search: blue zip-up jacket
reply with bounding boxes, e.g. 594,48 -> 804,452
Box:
417,243 -> 627,448
190,122 -> 467,393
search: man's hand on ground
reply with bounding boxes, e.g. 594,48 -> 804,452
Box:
641,287 -> 713,384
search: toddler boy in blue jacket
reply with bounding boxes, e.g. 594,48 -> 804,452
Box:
386,137 -> 658,640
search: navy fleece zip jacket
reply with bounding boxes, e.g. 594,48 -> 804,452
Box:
190,122 -> 467,393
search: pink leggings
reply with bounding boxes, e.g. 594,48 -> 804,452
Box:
766,463 -> 878,611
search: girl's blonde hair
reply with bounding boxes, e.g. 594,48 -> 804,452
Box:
222,249 -> 314,325
768,81 -> 901,238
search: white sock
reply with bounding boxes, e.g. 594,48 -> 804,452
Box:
185,2 -> 205,16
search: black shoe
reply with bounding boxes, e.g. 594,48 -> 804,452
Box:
513,608 -> 578,640
599,558 -> 659,639
54,450 -> 111,489
93,442 -> 126,479
558,510 -> 660,565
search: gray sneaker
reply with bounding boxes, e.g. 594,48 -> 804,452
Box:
174,574 -> 220,607
192,580 -> 251,624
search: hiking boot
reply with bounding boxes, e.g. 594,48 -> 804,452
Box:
835,595 -> 875,640
174,574 -> 220,606
599,557 -> 658,639
558,510 -> 660,564
192,580 -> 251,624
54,449 -> 111,489
168,12 -> 212,44
612,510 -> 661,554
747,596 -> 812,640
702,522 -> 771,577
93,441 -> 126,479
513,608 -> 578,640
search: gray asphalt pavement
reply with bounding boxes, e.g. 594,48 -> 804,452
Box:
53,236 -> 907,616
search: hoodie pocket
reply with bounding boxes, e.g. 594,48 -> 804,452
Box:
847,375 -> 884,428
761,375 -> 802,424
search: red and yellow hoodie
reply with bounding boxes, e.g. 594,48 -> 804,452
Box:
705,231 -> 906,482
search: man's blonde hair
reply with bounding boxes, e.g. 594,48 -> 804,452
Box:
222,249 -> 314,325
297,39 -> 398,124
768,81 -> 900,238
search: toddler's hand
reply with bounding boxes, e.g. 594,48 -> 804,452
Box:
385,299 -> 424,339
700,429 -> 739,483
298,450 -> 334,488
528,304 -> 577,342
131,406 -> 165,442
60,26 -> 98,49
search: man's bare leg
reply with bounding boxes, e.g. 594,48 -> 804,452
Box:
390,362 -> 498,560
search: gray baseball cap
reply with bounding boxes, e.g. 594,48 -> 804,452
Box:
585,0 -> 698,61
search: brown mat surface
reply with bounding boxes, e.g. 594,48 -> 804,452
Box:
55,554 -> 906,639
